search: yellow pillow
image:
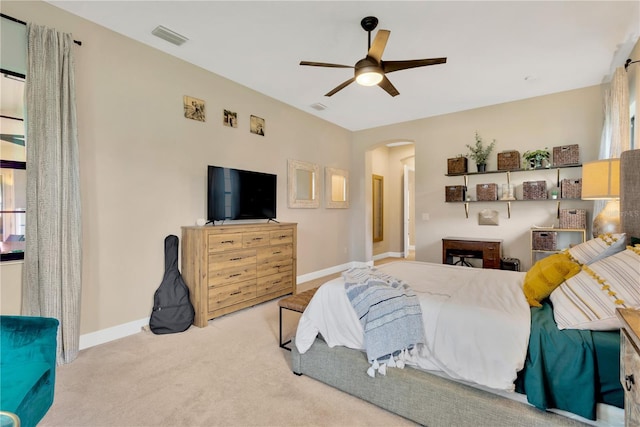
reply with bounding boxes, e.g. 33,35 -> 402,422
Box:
523,252 -> 581,307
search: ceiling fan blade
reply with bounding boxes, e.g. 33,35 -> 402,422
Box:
378,75 -> 399,97
325,77 -> 356,97
383,57 -> 447,74
300,61 -> 353,69
368,29 -> 390,62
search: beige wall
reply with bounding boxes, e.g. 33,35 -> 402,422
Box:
1,1 -> 352,334
352,85 -> 603,271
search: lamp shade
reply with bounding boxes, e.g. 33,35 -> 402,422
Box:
581,158 -> 620,200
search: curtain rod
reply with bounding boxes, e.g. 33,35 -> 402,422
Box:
625,58 -> 639,71
1,12 -> 82,46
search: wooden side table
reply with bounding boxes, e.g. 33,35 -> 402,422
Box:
442,237 -> 502,269
616,308 -> 640,426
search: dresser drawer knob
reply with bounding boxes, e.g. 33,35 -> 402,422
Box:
625,374 -> 635,391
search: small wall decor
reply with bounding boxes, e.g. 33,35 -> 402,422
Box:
223,109 -> 237,128
183,96 -> 205,122
478,209 -> 499,226
250,115 -> 265,136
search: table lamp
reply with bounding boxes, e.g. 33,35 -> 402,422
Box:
581,158 -> 620,237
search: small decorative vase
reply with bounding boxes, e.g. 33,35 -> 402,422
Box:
477,163 -> 486,173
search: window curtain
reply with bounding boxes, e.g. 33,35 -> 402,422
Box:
594,66 -> 631,217
22,23 -> 82,365
599,67 -> 630,159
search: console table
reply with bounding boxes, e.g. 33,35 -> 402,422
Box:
442,237 -> 502,269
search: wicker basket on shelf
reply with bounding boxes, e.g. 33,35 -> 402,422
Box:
497,151 -> 520,171
560,178 -> 582,199
523,181 -> 548,200
476,183 -> 498,201
559,209 -> 586,229
532,231 -> 557,250
553,144 -> 580,166
447,157 -> 468,175
445,185 -> 466,202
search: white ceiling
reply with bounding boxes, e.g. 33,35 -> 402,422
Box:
43,1 -> 640,131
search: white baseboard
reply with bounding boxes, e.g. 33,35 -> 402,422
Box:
295,260 -> 371,284
373,251 -> 404,261
79,317 -> 149,350
78,257 -> 397,350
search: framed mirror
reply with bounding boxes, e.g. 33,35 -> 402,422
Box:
325,167 -> 349,209
372,174 -> 384,242
287,159 -> 320,208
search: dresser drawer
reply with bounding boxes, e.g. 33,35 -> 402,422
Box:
208,280 -> 256,311
257,244 -> 293,262
270,229 -> 293,245
257,271 -> 292,297
256,245 -> 293,277
208,249 -> 256,287
208,233 -> 243,253
243,231 -> 270,248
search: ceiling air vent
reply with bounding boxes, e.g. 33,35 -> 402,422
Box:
151,25 -> 188,46
310,103 -> 327,111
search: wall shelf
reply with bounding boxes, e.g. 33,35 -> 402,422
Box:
445,164 -> 583,218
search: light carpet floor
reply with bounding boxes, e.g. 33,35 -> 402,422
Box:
40,260 -> 416,427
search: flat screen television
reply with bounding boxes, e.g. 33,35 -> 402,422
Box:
207,165 -> 277,221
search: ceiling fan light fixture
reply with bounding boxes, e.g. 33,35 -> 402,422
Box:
355,66 -> 383,86
356,71 -> 383,86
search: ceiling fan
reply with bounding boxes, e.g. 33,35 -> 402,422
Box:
300,16 -> 447,97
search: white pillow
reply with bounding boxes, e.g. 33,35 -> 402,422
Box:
550,246 -> 640,330
567,233 -> 626,265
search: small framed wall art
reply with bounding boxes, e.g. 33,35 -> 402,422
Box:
183,96 -> 205,122
250,115 -> 265,136
223,109 -> 238,128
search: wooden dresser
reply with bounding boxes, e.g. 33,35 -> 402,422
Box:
182,222 -> 297,327
617,308 -> 640,426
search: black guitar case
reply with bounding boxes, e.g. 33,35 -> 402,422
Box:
149,235 -> 195,334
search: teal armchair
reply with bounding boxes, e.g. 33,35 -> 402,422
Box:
1,316 -> 59,427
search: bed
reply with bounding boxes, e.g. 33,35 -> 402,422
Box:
290,149 -> 640,427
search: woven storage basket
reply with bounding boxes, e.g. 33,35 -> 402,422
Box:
560,178 -> 582,199
532,231 -> 557,251
523,181 -> 548,200
445,185 -> 465,202
447,157 -> 468,175
559,209 -> 586,229
553,144 -> 580,166
476,183 -> 498,201
497,151 -> 520,171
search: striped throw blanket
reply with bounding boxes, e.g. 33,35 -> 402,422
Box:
343,267 -> 425,372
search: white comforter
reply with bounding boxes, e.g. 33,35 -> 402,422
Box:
295,261 -> 531,391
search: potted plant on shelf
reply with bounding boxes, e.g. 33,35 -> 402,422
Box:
466,132 -> 496,172
523,148 -> 550,169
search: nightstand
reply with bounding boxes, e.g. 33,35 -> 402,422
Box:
616,308 -> 640,426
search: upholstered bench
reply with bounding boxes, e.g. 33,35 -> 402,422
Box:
278,287 -> 318,350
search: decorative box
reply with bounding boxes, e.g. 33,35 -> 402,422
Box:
532,231 -> 557,251
497,150 -> 520,171
447,157 -> 468,175
445,185 -> 466,202
559,209 -> 587,229
553,144 -> 580,166
523,181 -> 548,200
476,183 -> 498,201
560,178 -> 582,199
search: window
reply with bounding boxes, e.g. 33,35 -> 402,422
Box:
1,72 -> 26,261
